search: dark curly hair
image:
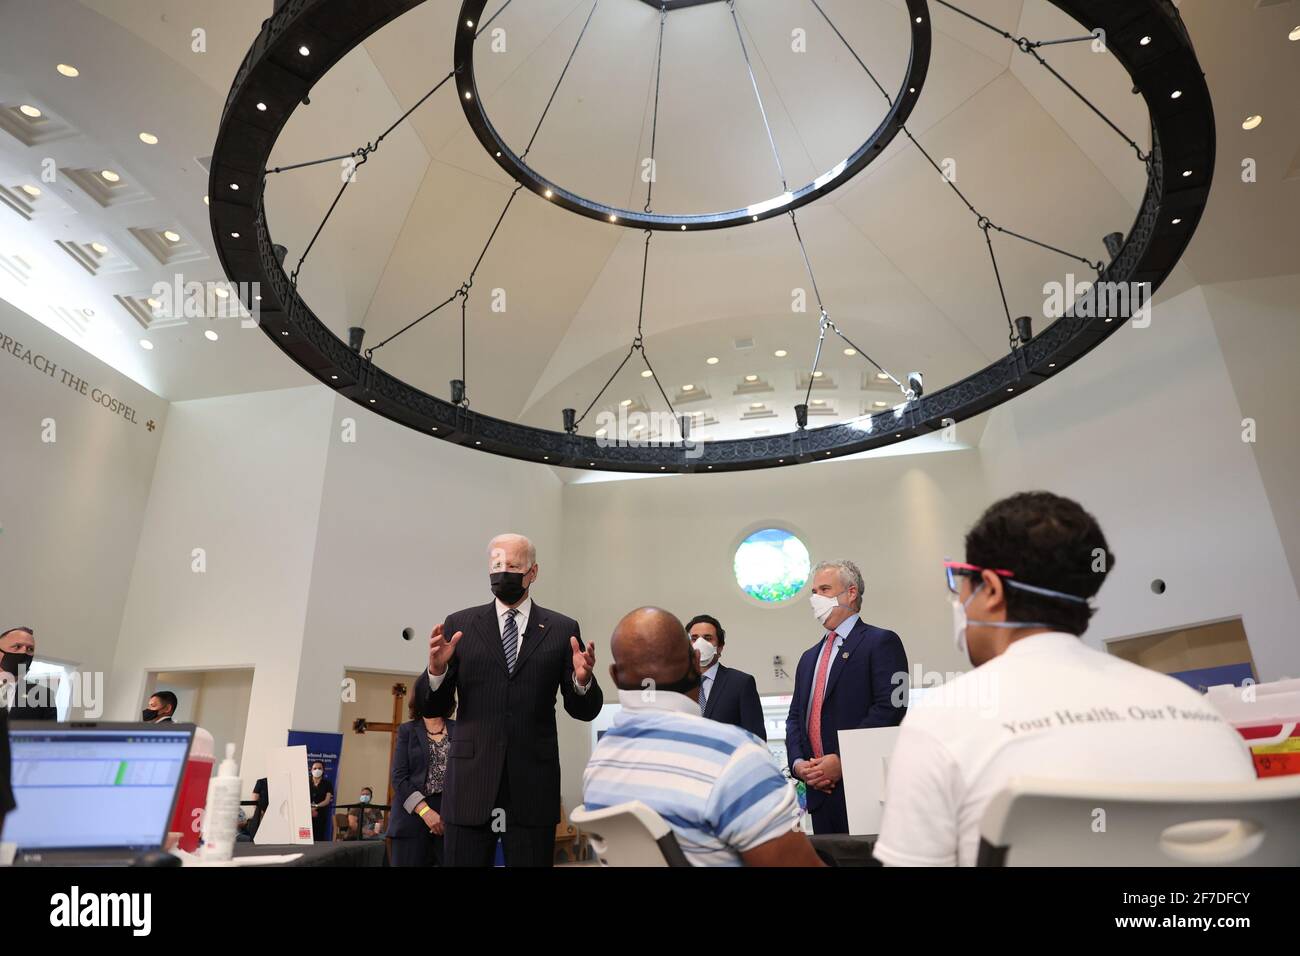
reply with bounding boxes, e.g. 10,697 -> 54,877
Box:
964,492 -> 1114,635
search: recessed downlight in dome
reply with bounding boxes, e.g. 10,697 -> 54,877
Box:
56,63 -> 79,77
163,230 -> 180,243
20,184 -> 40,197
100,169 -> 120,182
19,104 -> 41,118
139,132 -> 158,145
1242,115 -> 1262,130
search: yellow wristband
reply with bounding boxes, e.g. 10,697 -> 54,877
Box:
417,805 -> 431,818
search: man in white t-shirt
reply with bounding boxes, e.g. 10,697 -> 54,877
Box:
873,492 -> 1255,867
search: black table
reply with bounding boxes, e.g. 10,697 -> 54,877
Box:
232,840 -> 386,867
809,834 -> 881,867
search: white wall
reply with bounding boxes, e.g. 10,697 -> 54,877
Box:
979,284 -> 1300,680
0,296 -> 167,712
109,385 -> 334,794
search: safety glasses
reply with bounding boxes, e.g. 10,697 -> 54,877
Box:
943,560 -> 1014,595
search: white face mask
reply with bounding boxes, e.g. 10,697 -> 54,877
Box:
311,768 -> 323,779
810,590 -> 845,626
952,583 -> 1058,664
692,636 -> 717,669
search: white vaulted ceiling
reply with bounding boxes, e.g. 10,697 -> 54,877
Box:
0,0 -> 1296,441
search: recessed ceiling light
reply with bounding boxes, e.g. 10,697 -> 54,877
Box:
875,372 -> 890,381
203,195 -> 209,205
1139,36 -> 1151,46
281,330 -> 289,336
812,399 -> 825,406
1048,363 -> 1056,368
139,132 -> 158,145
231,232 -> 240,238
640,369 -> 652,378
812,370 -> 823,378
20,184 -> 40,197
90,242 -> 107,254
464,91 -> 472,100
682,384 -> 694,391
595,428 -> 606,437
101,169 -> 120,183
214,287 -> 229,298
843,348 -> 856,356
774,349 -> 787,357
680,225 -> 686,231
609,215 -> 617,223
230,183 -> 240,190
620,399 -> 632,407
706,356 -> 719,365
254,295 -> 262,301
544,189 -> 553,198
147,297 -> 160,309
204,329 -> 219,341
256,102 -> 268,111
750,402 -> 763,409
139,339 -> 153,350
163,230 -> 181,242
298,45 -> 310,56
19,105 -> 41,118
57,64 -> 79,77
1182,170 -> 1192,177
1242,115 -> 1262,130
873,401 -> 888,408
1290,26 -> 1300,42
330,374 -> 338,380
744,374 -> 758,382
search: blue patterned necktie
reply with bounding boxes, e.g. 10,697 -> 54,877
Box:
700,674 -> 710,714
502,608 -> 519,674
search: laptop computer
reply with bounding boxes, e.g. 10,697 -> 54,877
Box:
1,721 -> 195,865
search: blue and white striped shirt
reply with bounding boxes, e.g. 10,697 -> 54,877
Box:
582,689 -> 799,866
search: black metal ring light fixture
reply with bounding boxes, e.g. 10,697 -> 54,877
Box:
454,0 -> 932,231
210,0 -> 1214,474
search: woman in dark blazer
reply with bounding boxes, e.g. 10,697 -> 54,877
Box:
388,691 -> 454,866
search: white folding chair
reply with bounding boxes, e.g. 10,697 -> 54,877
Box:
978,775 -> 1300,866
569,801 -> 692,867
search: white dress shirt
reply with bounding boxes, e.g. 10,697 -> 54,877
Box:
427,596 -> 590,692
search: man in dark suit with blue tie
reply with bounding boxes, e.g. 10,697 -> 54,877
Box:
785,560 -> 908,835
687,614 -> 767,741
414,533 -> 602,867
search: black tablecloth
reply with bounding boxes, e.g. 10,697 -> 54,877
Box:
809,834 -> 881,867
233,840 -> 386,867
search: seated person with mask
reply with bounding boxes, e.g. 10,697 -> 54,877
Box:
583,607 -> 823,867
873,491 -> 1256,867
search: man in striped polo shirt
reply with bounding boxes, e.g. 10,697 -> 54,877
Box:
583,607 -> 823,867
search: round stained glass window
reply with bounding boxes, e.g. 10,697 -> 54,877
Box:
734,528 -> 811,604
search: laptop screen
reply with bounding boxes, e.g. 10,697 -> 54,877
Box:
1,724 -> 193,852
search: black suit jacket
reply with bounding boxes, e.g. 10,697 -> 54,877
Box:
414,601 -> 602,827
387,717 -> 456,839
9,680 -> 56,721
702,664 -> 767,741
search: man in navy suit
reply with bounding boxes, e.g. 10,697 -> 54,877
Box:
414,533 -> 602,867
785,560 -> 908,834
687,614 -> 767,741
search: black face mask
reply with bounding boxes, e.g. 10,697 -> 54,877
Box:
655,655 -> 702,696
1,651 -> 34,678
142,708 -> 159,722
490,571 -> 528,605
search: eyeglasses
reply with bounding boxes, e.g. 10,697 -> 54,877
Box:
943,560 -> 1014,595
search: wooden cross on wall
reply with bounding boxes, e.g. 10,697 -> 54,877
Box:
350,681 -> 407,808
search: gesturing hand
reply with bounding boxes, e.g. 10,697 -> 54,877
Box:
428,623 -> 463,676
571,636 -> 596,686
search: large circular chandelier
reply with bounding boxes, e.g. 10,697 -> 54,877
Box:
210,0 -> 1214,473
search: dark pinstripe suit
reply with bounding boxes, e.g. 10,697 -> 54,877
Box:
414,600 -> 601,863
